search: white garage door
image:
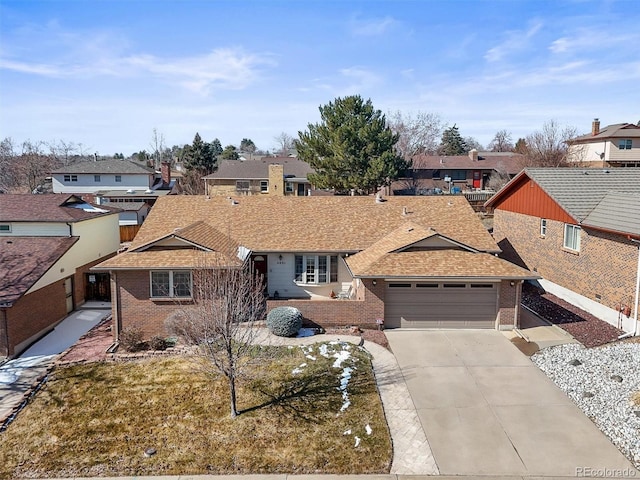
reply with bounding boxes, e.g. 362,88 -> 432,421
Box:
384,282 -> 498,329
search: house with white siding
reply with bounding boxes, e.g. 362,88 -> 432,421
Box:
568,119 -> 640,167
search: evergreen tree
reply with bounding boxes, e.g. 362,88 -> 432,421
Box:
438,124 -> 468,155
221,145 -> 239,160
184,133 -> 219,174
296,95 -> 408,194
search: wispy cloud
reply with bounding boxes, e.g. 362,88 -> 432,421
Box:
339,66 -> 382,94
549,30 -> 640,54
484,20 -> 543,62
350,15 -> 397,36
0,21 -> 275,95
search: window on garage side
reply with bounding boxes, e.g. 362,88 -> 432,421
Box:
443,283 -> 466,288
540,218 -> 547,237
563,224 -> 581,252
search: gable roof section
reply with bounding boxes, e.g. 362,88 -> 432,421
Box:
573,123 -> 640,143
485,168 -> 640,234
0,194 -> 118,222
351,250 -> 537,279
203,158 -> 314,180
52,159 -> 154,175
127,195 -> 501,254
582,193 -> 640,237
0,236 -> 78,306
411,152 -> 523,175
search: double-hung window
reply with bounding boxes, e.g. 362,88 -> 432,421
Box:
115,175 -> 122,182
63,175 -> 78,182
236,180 -> 250,191
540,218 -> 547,237
150,270 -> 192,298
295,255 -> 339,284
563,224 -> 581,252
94,175 -> 101,182
260,180 -> 269,192
618,139 -> 632,150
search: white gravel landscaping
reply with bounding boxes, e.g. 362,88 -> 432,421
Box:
532,342 -> 640,468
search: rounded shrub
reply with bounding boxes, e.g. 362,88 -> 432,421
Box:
266,306 -> 303,337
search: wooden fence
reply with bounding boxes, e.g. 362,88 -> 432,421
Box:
120,225 -> 141,243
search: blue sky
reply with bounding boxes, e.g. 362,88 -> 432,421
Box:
1,0 -> 638,155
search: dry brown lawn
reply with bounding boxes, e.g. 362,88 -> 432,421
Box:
0,342 -> 391,478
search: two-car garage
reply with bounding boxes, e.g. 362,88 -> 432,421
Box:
383,281 -> 498,329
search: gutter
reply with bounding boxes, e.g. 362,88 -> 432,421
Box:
619,238 -> 640,338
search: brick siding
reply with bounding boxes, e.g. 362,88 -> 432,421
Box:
494,209 -> 637,312
498,279 -> 521,328
74,254 -> 116,307
3,278 -> 68,357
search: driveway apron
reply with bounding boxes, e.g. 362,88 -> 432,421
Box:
386,329 -> 636,477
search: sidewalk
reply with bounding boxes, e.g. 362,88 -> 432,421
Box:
0,309 -> 110,424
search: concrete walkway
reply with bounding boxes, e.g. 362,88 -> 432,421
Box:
0,309 -> 110,422
386,329 -> 637,477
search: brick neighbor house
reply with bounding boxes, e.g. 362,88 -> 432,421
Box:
0,194 -> 120,357
485,168 -> 640,335
94,195 -> 536,343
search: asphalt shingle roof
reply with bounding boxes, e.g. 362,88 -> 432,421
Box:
522,168 -> 640,222
411,152 -> 524,175
582,193 -> 640,236
573,123 -> 640,142
52,159 -> 155,175
203,158 -> 314,180
0,194 -> 118,222
0,236 -> 78,305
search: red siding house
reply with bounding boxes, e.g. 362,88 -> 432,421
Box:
485,168 -> 640,335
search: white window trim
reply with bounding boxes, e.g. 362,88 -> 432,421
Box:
150,270 -> 192,298
285,182 -> 294,193
563,224 -> 581,252
260,180 -> 269,193
540,218 -> 547,237
618,139 -> 632,150
294,254 -> 338,285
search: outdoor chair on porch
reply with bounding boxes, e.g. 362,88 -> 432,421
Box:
336,282 -> 353,299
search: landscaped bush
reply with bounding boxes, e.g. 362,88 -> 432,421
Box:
119,327 -> 145,352
266,306 -> 303,337
148,335 -> 170,351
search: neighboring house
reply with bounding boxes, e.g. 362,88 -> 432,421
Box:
203,157 -> 314,197
568,119 -> 640,167
52,159 -> 180,226
390,150 -> 524,196
0,194 -> 120,357
94,195 -> 536,343
485,168 -> 640,334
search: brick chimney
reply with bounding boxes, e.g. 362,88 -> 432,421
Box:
161,161 -> 171,187
469,149 -> 479,161
592,118 -> 600,136
268,164 -> 284,196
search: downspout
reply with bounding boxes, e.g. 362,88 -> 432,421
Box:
66,222 -> 72,237
0,307 -> 9,359
618,238 -> 640,338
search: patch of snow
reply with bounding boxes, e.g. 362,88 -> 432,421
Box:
338,367 -> 353,412
291,362 -> 307,375
343,429 -> 351,435
365,424 -> 372,435
332,349 -> 351,369
354,436 -> 361,447
305,355 -> 316,361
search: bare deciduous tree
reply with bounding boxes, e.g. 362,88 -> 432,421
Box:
166,258 -> 266,418
150,128 -> 167,170
521,120 -> 578,168
273,132 -> 294,156
486,162 -> 512,191
487,130 -> 514,152
387,110 -> 443,159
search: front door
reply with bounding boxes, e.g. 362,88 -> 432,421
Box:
472,170 -> 481,189
64,277 -> 74,313
85,273 -> 111,301
297,183 -> 306,196
251,255 -> 268,290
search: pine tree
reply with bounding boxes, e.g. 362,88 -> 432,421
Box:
438,124 -> 468,155
296,95 -> 408,194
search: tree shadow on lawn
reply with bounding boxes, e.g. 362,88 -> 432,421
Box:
243,365 -> 376,422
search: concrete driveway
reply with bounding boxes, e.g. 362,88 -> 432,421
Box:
386,329 -> 636,477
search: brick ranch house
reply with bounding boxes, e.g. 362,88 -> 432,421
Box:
485,168 -> 640,335
0,194 -> 120,357
94,195 -> 536,343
